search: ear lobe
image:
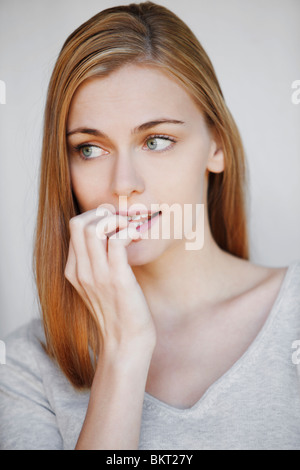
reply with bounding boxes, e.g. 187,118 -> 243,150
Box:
206,145 -> 225,174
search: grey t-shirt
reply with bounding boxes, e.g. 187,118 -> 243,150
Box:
1,260 -> 300,450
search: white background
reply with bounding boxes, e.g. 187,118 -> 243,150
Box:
0,0 -> 299,338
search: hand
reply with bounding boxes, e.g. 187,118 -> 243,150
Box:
64,207 -> 157,355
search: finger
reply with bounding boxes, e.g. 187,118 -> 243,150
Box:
67,240 -> 109,332
69,208 -> 112,277
96,204 -> 116,218
108,224 -> 141,274
69,208 -> 104,256
84,214 -> 129,263
65,239 -> 94,307
84,215 -> 133,282
64,237 -> 77,282
109,222 -> 141,242
95,214 -> 129,240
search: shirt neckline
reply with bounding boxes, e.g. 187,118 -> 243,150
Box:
144,259 -> 299,414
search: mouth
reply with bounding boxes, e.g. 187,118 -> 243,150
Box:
126,211 -> 161,227
116,210 -> 161,226
113,210 -> 162,237
133,211 -> 162,237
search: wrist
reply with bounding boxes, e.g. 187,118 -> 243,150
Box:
101,333 -> 156,360
95,338 -> 155,376
91,345 -> 153,401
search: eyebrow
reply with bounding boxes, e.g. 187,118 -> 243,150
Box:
66,119 -> 185,138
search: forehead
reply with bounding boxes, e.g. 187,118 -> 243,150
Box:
68,64 -> 202,128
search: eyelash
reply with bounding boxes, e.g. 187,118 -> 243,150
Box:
72,134 -> 177,161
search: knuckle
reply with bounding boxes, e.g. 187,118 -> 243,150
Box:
96,206 -> 114,218
64,262 -> 74,281
64,269 -> 78,288
69,215 -> 84,231
97,217 -> 112,233
84,222 -> 97,238
64,270 -> 73,284
77,270 -> 93,288
64,266 -> 71,279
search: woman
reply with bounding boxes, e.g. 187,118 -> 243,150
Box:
0,2 -> 300,450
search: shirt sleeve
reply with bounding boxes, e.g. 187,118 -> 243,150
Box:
0,323 -> 63,450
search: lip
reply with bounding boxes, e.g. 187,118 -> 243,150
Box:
116,208 -> 160,217
137,210 -> 161,232
111,210 -> 162,243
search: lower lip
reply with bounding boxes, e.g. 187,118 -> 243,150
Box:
134,211 -> 161,235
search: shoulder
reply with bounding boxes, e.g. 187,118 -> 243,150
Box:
273,259 -> 300,309
226,255 -> 300,296
254,258 -> 300,303
0,320 -> 65,450
218,255 -> 300,320
0,318 -> 55,397
2,319 -> 46,371
0,318 -> 81,399
4,317 -> 45,347
236,258 -> 300,322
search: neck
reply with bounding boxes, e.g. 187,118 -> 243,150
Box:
131,209 -> 233,333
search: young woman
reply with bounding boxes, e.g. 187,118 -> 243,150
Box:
0,2 -> 300,450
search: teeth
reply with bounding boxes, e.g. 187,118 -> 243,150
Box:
126,211 -> 160,225
127,211 -> 160,222
130,215 -> 147,220
129,219 -> 148,227
127,215 -> 149,222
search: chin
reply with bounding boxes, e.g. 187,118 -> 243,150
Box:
126,238 -> 165,267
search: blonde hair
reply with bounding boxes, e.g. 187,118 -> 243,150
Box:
33,1 -> 249,388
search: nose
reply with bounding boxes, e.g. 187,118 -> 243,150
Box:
110,150 -> 145,198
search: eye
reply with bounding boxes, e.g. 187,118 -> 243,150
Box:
144,135 -> 176,152
74,144 -> 107,160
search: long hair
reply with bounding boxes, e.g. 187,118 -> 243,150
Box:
33,1 -> 249,388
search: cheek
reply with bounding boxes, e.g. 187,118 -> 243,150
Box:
168,145 -> 207,204
69,163 -> 107,211
184,139 -> 210,196
159,156 -> 206,238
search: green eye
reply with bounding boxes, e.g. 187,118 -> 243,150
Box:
75,144 -> 104,160
82,146 -> 93,157
147,138 -> 158,150
145,136 -> 175,152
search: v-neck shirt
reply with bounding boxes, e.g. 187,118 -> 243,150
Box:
1,260 -> 300,450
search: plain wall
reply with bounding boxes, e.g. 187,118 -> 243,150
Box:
0,0 -> 299,338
